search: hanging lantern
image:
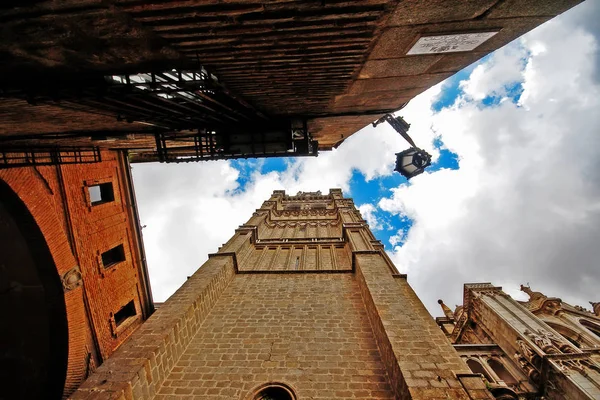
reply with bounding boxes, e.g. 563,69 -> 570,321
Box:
394,147 -> 432,179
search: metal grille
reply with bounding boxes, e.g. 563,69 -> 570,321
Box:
0,148 -> 101,168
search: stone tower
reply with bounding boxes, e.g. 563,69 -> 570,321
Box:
73,189 -> 493,400
437,283 -> 600,399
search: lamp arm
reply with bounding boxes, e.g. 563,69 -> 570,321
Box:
373,114 -> 418,148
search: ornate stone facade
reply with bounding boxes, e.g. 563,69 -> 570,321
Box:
437,284 -> 600,399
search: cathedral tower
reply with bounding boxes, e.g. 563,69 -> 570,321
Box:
73,189 -> 493,400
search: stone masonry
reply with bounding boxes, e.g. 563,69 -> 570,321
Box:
72,189 -> 492,399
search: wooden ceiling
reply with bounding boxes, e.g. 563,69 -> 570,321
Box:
0,0 -> 582,151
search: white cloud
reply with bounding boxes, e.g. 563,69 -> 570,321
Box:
358,203 -> 383,231
389,229 -> 408,247
382,1 -> 600,315
132,1 -> 600,318
459,45 -> 527,101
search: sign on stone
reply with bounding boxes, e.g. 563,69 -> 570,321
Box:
407,32 -> 498,55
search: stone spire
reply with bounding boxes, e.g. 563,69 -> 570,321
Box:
590,302 -> 600,317
438,299 -> 454,320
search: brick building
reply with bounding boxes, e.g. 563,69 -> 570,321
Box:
72,189 -> 496,400
0,149 -> 153,399
437,284 -> 600,399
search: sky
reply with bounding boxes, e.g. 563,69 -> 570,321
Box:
132,1 -> 600,316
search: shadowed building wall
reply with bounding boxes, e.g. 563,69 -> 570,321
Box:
0,150 -> 153,398
0,0 -> 584,162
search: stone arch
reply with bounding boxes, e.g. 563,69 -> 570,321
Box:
466,358 -> 494,383
247,382 -> 297,400
0,173 -> 90,397
489,387 -> 519,400
0,179 -> 68,399
487,358 -> 517,385
544,321 -> 590,348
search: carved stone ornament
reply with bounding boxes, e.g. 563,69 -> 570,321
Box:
540,299 -> 562,315
550,356 -> 600,375
450,312 -> 468,342
62,265 -> 83,292
590,301 -> 600,317
523,328 -> 573,354
573,305 -> 592,314
514,345 -> 541,383
516,339 -> 537,365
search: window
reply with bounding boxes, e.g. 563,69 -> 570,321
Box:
581,320 -> 600,339
467,359 -> 494,383
88,182 -> 114,206
101,244 -> 125,268
488,359 -> 517,385
114,300 -> 136,327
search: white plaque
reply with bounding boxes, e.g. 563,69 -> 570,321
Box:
407,32 -> 498,55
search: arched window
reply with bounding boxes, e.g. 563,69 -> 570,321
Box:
544,321 -> 585,348
487,359 -> 517,385
490,387 -> 519,400
251,383 -> 296,400
467,359 -> 494,383
580,320 -> 600,339
0,180 -> 68,400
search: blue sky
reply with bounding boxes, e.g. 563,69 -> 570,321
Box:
133,1 -> 600,316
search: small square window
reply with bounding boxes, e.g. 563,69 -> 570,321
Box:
114,300 -> 136,327
88,183 -> 114,206
101,244 -> 125,268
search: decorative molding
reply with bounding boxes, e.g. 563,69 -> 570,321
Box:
463,283 -> 504,315
271,208 -> 338,217
61,265 -> 83,292
514,340 -> 541,384
523,328 -> 575,355
255,237 -> 345,245
450,311 -> 468,343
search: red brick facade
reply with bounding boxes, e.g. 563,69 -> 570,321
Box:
0,150 -> 152,398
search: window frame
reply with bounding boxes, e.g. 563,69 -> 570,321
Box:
101,244 -> 126,269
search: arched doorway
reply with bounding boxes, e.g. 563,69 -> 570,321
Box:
545,321 -> 592,348
249,383 -> 297,400
0,180 -> 68,399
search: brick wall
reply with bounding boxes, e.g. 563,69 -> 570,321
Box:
59,151 -> 150,360
73,189 -> 496,400
355,252 -> 494,400
0,149 -> 150,397
71,255 -> 236,399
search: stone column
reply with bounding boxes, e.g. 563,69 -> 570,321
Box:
353,250 -> 492,399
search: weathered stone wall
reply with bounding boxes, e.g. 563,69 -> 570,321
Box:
71,256 -> 236,399
155,273 -> 394,399
355,252 -> 493,400
73,189 -> 496,399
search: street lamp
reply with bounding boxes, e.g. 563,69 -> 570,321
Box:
373,114 -> 432,180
